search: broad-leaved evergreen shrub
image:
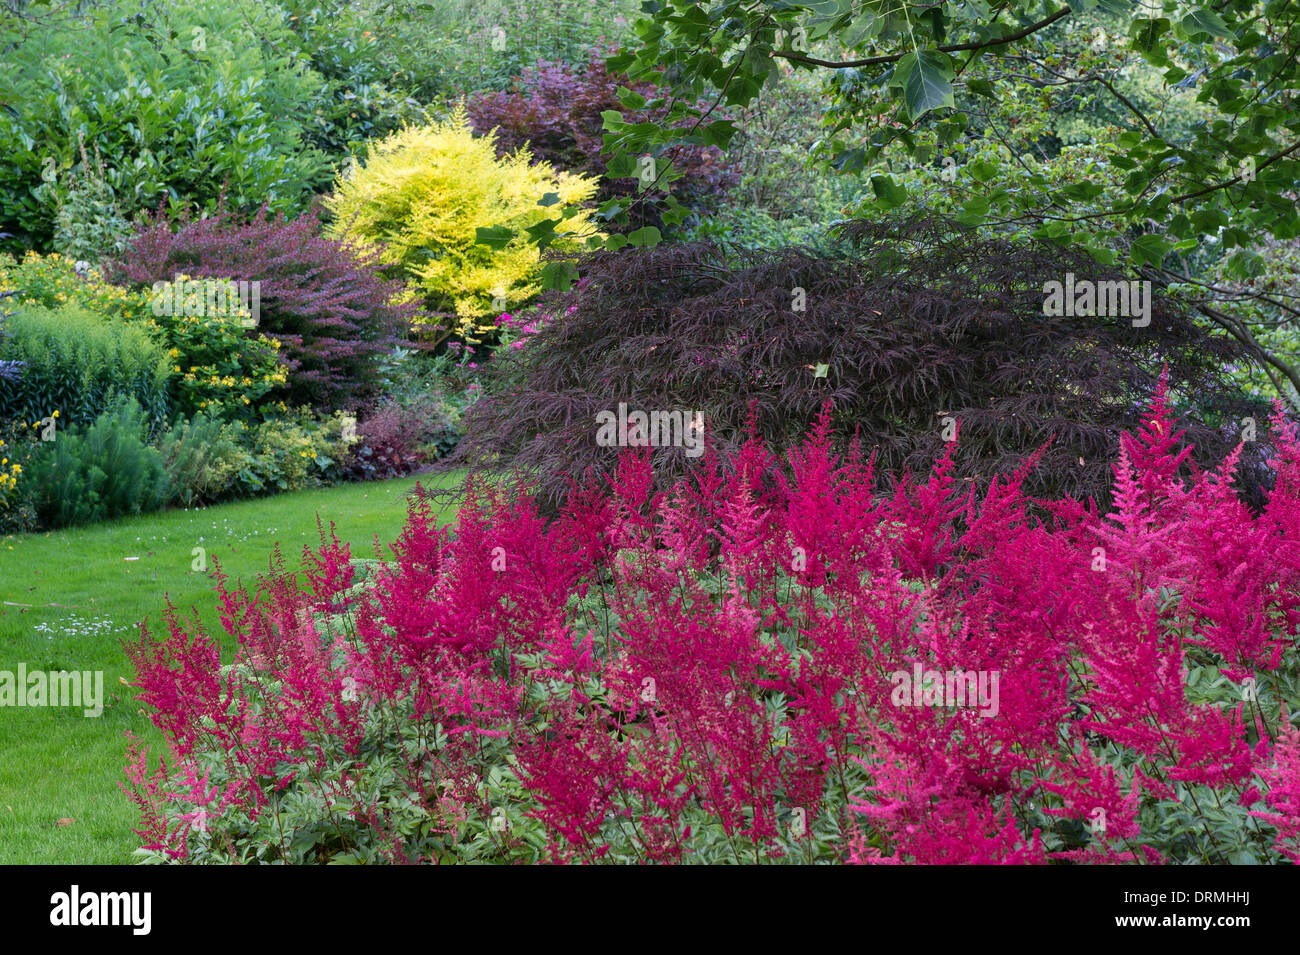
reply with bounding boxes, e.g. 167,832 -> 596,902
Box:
0,0 -> 330,252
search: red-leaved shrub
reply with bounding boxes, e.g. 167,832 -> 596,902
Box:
106,206 -> 414,412
466,56 -> 736,230
345,397 -> 451,481
122,380 -> 1300,864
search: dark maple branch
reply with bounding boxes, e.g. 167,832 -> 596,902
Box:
772,6 -> 1071,69
1171,139 -> 1300,205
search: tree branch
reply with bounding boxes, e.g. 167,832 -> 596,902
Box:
772,6 -> 1071,69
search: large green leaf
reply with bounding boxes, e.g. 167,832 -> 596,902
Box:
898,50 -> 955,119
869,174 -> 907,209
474,225 -> 515,250
1181,8 -> 1233,40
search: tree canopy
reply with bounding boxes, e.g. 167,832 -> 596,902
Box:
490,0 -> 1299,397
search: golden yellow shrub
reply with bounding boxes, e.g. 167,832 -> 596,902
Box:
324,109 -> 600,340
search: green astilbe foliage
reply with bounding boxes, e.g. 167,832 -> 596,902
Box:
0,301 -> 170,433
447,217 -> 1272,511
28,396 -> 169,528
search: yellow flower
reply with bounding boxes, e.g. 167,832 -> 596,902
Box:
51,410 -> 58,418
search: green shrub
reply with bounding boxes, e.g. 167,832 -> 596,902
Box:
226,408 -> 360,496
0,301 -> 170,434
278,0 -> 440,158
0,251 -> 279,423
143,272 -> 288,423
725,68 -> 863,223
284,0 -> 643,101
27,397 -> 169,528
0,0 -> 331,252
0,251 -> 154,326
50,141 -> 136,265
158,414 -> 247,508
677,204 -> 844,257
323,110 -> 600,342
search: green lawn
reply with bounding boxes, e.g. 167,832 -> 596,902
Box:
0,473 -> 461,864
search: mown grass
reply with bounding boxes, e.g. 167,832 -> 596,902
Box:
0,472 -> 462,864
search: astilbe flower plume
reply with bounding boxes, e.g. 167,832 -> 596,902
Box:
123,388 -> 1300,864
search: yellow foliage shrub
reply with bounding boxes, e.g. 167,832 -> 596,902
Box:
324,110 -> 600,340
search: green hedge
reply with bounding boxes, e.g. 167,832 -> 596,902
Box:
0,0 -> 331,252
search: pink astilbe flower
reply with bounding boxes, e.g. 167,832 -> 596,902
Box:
122,383 -> 1300,865
1251,713 -> 1300,862
851,738 -> 1046,864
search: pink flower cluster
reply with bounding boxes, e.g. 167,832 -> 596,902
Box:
123,380 -> 1300,863
497,311 -> 545,349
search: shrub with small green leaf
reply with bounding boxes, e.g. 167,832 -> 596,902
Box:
323,110 -> 600,343
227,408 -> 360,496
27,397 -> 169,528
158,414 -> 248,508
0,301 -> 170,434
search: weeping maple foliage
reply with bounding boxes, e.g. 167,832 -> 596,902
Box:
447,218 -> 1271,512
123,382 -> 1300,864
